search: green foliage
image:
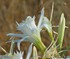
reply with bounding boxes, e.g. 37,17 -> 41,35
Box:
57,13 -> 65,50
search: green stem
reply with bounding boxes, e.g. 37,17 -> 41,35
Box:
34,39 -> 46,53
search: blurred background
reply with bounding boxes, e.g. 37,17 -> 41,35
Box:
0,0 -> 70,58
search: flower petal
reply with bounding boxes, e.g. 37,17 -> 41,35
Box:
7,33 -> 23,37
26,43 -> 33,59
40,17 -> 52,33
38,8 -> 44,29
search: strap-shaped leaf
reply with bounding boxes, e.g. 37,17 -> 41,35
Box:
57,13 -> 65,50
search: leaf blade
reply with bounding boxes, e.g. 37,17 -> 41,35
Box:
57,13 -> 65,50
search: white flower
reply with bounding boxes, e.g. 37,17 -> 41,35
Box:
7,8 -> 52,52
7,16 -> 41,50
17,16 -> 41,40
0,51 -> 23,59
12,51 -> 23,59
0,42 -> 33,59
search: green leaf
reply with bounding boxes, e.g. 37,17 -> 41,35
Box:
57,13 -> 65,50
33,46 -> 38,59
50,2 -> 54,22
66,46 -> 70,50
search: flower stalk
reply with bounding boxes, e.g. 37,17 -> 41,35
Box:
34,39 -> 46,53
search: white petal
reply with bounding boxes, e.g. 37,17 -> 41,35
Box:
16,21 -> 19,26
26,43 -> 33,59
7,33 -> 23,37
38,8 -> 44,28
40,17 -> 52,33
